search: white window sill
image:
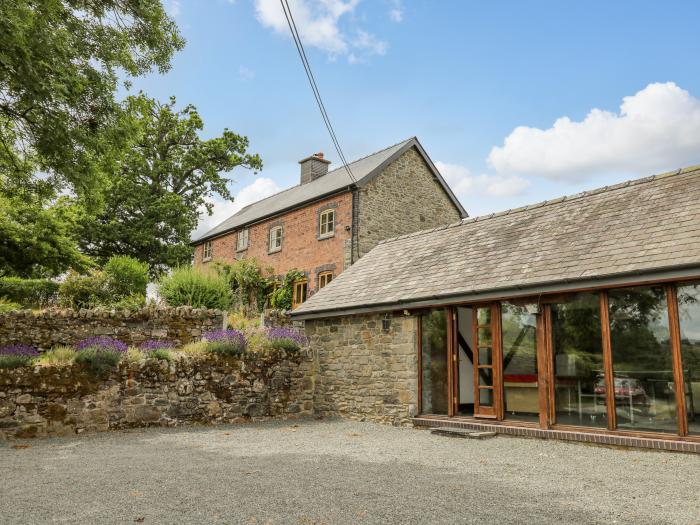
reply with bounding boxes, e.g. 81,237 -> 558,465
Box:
202,257 -> 212,263
268,247 -> 282,254
318,232 -> 335,240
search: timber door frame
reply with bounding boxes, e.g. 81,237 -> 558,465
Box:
472,303 -> 503,419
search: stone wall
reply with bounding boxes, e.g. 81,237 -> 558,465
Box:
355,146 -> 463,258
306,313 -> 418,425
0,350 -> 313,440
0,307 -> 225,350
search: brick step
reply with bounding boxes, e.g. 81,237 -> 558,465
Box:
430,427 -> 496,439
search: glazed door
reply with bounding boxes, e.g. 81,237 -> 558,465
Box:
473,304 -> 503,418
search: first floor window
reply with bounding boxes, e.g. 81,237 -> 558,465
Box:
237,228 -> 249,251
202,241 -> 212,261
319,209 -> 335,238
269,226 -> 283,252
318,272 -> 333,289
293,279 -> 308,308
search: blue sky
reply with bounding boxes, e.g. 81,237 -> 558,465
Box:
125,1 -> 700,236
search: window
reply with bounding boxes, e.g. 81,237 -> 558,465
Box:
292,279 -> 308,308
420,309 -> 449,415
551,293 -> 607,428
319,209 -> 335,238
674,282 -> 700,435
269,226 -> 283,252
237,228 -> 249,251
608,286 -> 676,433
318,272 -> 333,289
202,241 -> 212,261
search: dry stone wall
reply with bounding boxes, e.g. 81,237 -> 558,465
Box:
0,350 -> 313,440
0,307 -> 225,350
305,313 -> 418,425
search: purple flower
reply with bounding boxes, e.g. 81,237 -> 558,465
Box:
0,344 -> 39,357
266,327 -> 307,346
203,329 -> 246,345
75,337 -> 128,354
139,339 -> 174,351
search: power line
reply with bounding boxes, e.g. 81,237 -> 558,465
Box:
279,0 -> 356,183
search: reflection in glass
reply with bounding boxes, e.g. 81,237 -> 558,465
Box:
676,282 -> 700,435
609,286 -> 677,433
477,308 -> 491,325
502,303 -> 539,422
479,347 -> 492,365
478,368 -> 493,385
420,309 -> 448,414
551,293 -> 607,428
478,327 -> 492,345
479,389 -> 493,406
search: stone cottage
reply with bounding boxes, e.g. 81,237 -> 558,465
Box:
191,137 -> 466,308
292,165 -> 700,452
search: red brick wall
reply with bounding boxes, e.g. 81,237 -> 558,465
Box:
194,191 -> 352,294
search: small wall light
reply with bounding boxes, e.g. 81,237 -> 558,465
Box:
382,314 -> 391,332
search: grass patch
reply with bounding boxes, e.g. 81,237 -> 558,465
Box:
180,340 -> 207,356
74,348 -> 122,375
35,346 -> 76,366
125,347 -> 145,364
148,348 -> 172,361
0,355 -> 32,369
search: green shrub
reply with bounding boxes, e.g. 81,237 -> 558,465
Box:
269,269 -> 304,311
0,355 -> 31,369
0,344 -> 40,368
125,347 -> 145,364
0,297 -> 22,313
149,348 -> 172,361
74,348 -> 122,374
35,346 -> 76,366
58,270 -> 110,309
0,277 -> 59,308
180,340 -> 207,356
158,266 -> 232,310
112,293 -> 146,310
214,258 -> 273,313
204,329 -> 246,357
104,256 -> 149,298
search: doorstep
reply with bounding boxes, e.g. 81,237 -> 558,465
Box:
412,416 -> 700,454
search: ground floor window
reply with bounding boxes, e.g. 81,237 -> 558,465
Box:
676,282 -> 700,435
318,271 -> 333,289
292,279 -> 308,309
420,309 -> 448,415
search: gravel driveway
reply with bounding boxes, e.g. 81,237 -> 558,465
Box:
1,419 -> 698,525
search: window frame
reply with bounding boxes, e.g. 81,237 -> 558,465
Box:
202,241 -> 212,261
318,271 -> 333,289
292,279 -> 308,309
237,228 -> 249,251
268,226 -> 283,253
319,209 -> 335,239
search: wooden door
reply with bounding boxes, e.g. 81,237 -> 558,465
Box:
473,304 -> 503,418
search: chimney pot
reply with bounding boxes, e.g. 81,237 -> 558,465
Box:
299,152 -> 331,184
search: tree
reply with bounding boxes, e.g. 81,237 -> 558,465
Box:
0,0 -> 184,199
79,94 -> 263,276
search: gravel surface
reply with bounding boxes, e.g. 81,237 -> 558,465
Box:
1,419 -> 699,525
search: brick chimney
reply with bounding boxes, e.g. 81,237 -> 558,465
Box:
299,152 -> 331,184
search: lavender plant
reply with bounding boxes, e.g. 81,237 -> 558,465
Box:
203,329 -> 247,356
266,328 -> 307,353
74,337 -> 127,374
0,344 -> 39,368
139,339 -> 174,361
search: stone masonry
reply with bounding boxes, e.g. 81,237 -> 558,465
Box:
306,313 -> 418,425
0,307 -> 225,350
355,147 -> 463,258
0,350 -> 313,440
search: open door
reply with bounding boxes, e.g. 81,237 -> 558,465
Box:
472,304 -> 503,418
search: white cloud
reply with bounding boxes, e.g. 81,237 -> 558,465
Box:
254,0 -> 387,62
192,177 -> 281,239
238,65 -> 255,80
165,0 -> 181,17
488,82 -> 700,181
436,161 -> 530,200
387,0 -> 402,22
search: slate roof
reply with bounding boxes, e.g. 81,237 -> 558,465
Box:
193,137 -> 466,243
293,165 -> 700,318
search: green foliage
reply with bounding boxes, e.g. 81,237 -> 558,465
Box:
79,94 -> 262,277
269,269 -> 304,311
58,270 -> 110,310
180,341 -> 207,356
158,266 -> 232,310
215,259 -> 272,313
0,356 -> 30,369
0,297 -> 22,313
35,346 -> 76,366
269,338 -> 302,353
74,348 -> 122,375
0,277 -> 60,308
206,341 -> 245,357
104,256 -> 149,298
112,294 -> 147,311
0,0 -> 184,202
149,348 -> 172,361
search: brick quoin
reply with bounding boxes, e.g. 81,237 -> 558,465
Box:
194,192 -> 352,294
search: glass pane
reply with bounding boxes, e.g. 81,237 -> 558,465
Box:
676,283 -> 700,435
609,286 -> 677,433
477,308 -> 491,325
421,309 -> 449,414
477,327 -> 492,346
478,367 -> 493,386
479,388 -> 493,406
552,293 -> 607,428
502,303 -> 540,422
478,346 -> 492,365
